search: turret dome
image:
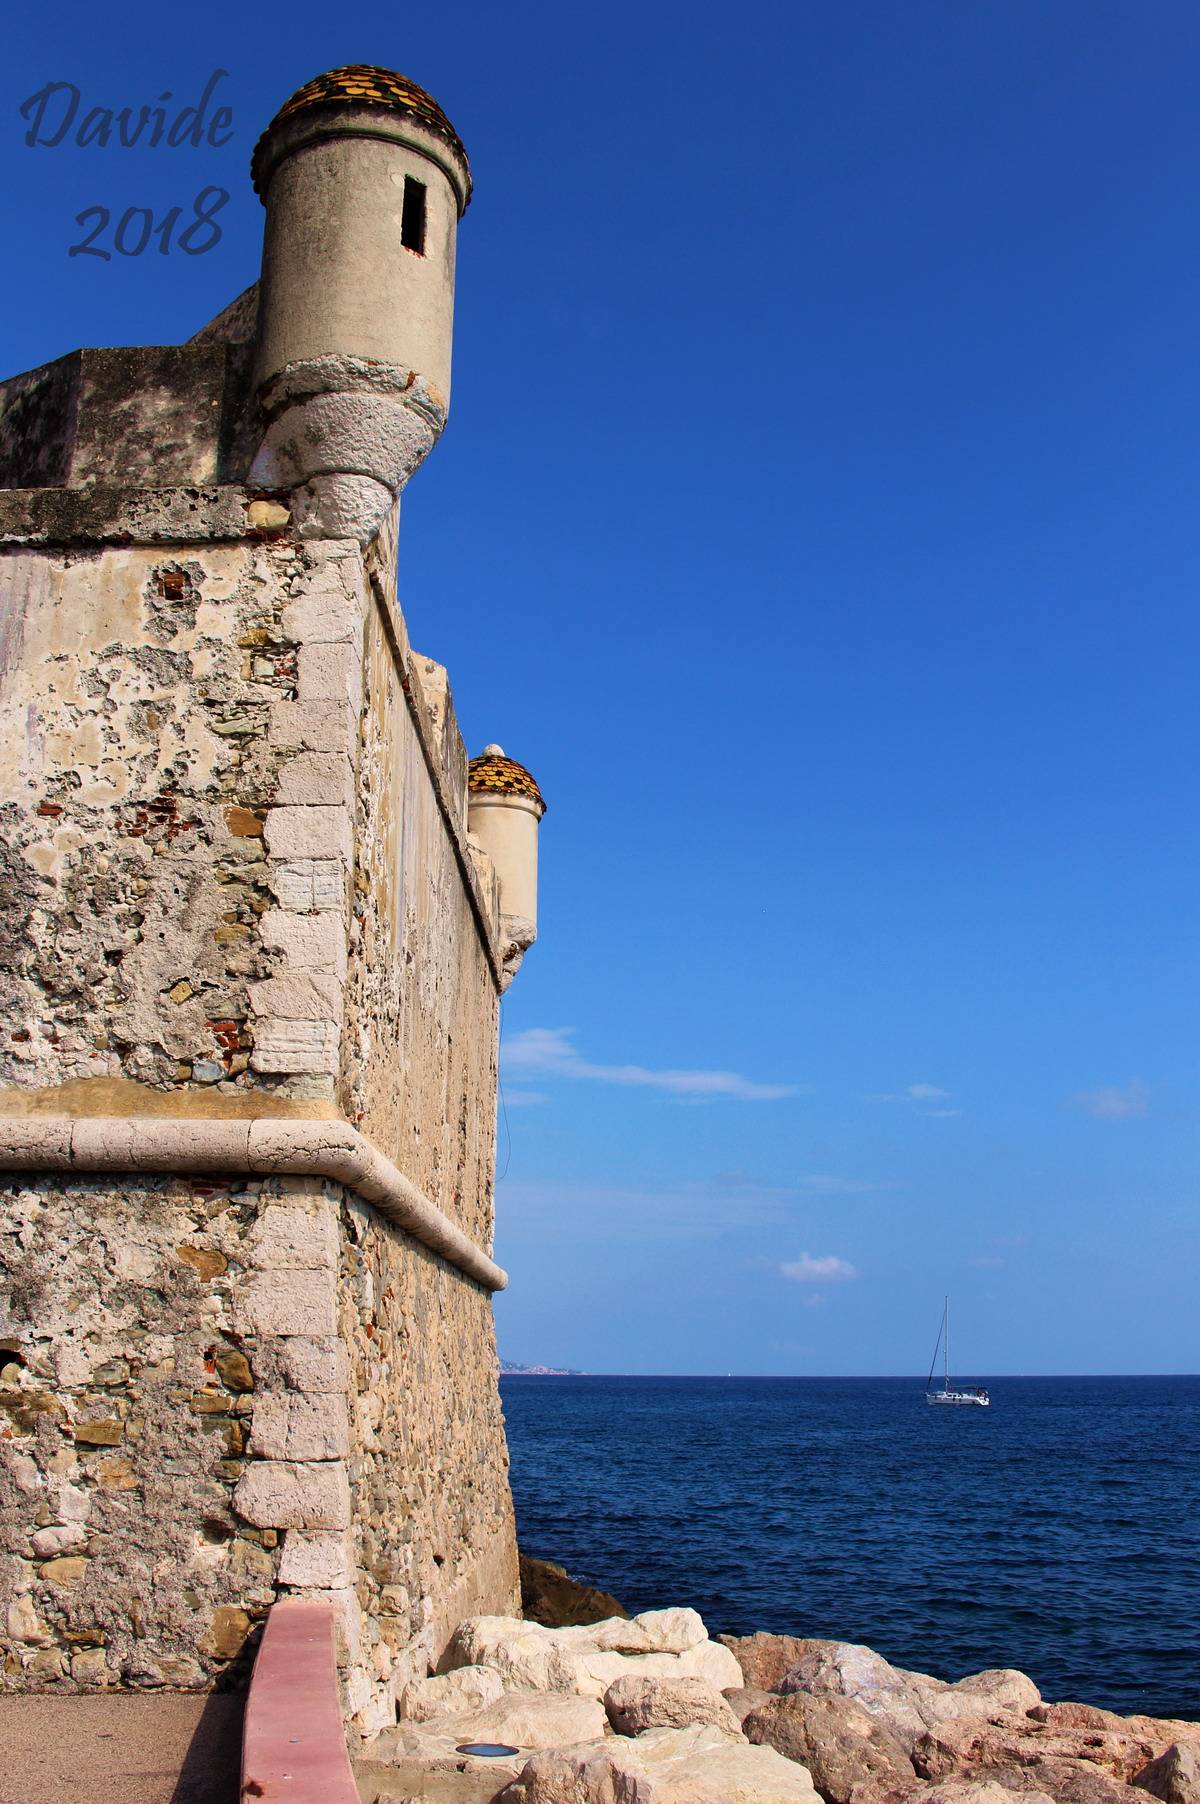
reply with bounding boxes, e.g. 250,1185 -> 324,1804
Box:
468,746 -> 546,816
252,65 -> 471,205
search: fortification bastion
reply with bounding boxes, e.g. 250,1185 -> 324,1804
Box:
0,65 -> 539,1735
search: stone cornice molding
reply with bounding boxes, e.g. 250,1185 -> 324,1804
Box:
0,1116 -> 506,1292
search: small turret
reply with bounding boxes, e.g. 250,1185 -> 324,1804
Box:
248,65 -> 471,539
468,746 -> 546,986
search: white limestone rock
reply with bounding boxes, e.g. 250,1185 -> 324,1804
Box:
634,1608 -> 709,1654
495,1738 -> 644,1804
605,1673 -> 745,1738
399,1663 -> 505,1722
443,1612 -> 742,1705
572,1649 -> 690,1698
384,1689 -> 606,1756
498,1721 -> 822,1804
637,1723 -> 824,1803
472,1690 -> 609,1750
933,1670 -> 1042,1719
444,1616 -> 579,1694
677,1638 -> 746,1691
367,1742 -> 525,1792
551,1616 -> 658,1654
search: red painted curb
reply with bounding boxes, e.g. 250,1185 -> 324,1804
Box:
241,1598 -> 360,1804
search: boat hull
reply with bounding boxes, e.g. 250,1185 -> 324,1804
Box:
926,1391 -> 989,1407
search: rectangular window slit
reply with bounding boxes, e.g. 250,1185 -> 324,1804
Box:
401,177 -> 427,255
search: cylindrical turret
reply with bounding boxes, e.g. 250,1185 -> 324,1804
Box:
467,747 -> 546,975
248,66 -> 472,538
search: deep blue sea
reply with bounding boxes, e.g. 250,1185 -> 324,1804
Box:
501,1375 -> 1200,1722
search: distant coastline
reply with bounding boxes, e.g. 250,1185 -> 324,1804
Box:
500,1359 -> 584,1376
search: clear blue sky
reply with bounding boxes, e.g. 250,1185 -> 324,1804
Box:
4,1 -> 1197,1375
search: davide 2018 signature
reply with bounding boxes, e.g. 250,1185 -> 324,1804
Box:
18,70 -> 234,259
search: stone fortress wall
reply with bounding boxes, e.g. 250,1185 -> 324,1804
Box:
0,64 -> 536,1735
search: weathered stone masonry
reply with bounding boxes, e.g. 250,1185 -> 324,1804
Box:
0,65 -> 536,1735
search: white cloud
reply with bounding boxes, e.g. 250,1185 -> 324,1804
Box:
1072,1079 -> 1150,1121
500,1089 -> 549,1108
502,1027 -> 799,1103
871,1082 -> 951,1104
780,1253 -> 858,1283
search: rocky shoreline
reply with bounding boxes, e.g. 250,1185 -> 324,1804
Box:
358,1564 -> 1199,1804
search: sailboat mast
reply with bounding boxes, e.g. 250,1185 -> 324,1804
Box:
944,1296 -> 950,1389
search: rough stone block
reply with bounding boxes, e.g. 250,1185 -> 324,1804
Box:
276,1337 -> 349,1394
297,641 -> 363,710
7,1594 -> 52,1645
250,1018 -> 340,1074
200,1604 -> 251,1660
355,1684 -> 396,1739
343,1664 -> 374,1721
234,1269 -> 337,1338
282,589 -> 359,644
502,1724 -> 821,1804
277,1529 -> 354,1589
260,907 -> 348,977
54,1480 -> 91,1524
275,752 -> 355,811
215,1348 -> 253,1391
71,1647 -> 111,1686
408,652 -> 449,733
251,1392 -> 349,1461
39,1555 -> 89,1586
249,1203 -> 338,1272
264,805 -> 353,864
272,860 -> 347,912
326,1585 -> 364,1664
233,1459 -> 351,1530
31,1525 -> 86,1557
248,971 -> 344,1021
268,699 -> 356,754
5,1454 -> 41,1495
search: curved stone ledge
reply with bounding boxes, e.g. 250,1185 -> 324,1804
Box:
0,1114 -> 507,1292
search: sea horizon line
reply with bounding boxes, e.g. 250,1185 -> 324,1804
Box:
500,1369 -> 1200,1380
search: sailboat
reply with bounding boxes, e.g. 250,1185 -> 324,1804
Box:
925,1296 -> 989,1406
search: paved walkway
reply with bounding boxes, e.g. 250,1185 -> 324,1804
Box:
0,1693 -> 242,1804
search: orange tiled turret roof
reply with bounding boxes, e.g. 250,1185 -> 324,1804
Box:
252,65 -> 471,203
468,746 -> 546,816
